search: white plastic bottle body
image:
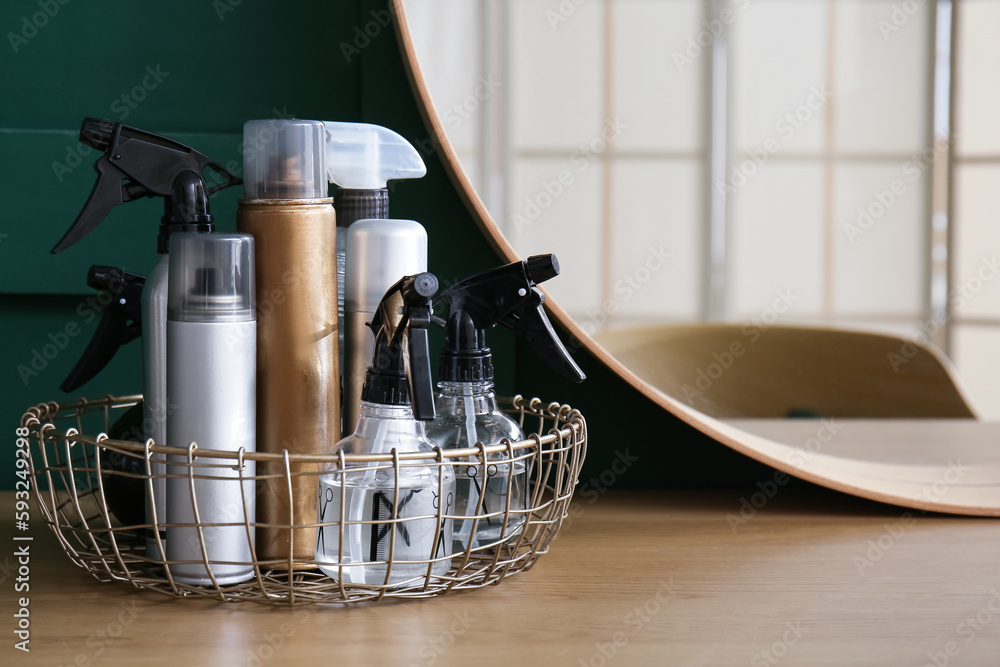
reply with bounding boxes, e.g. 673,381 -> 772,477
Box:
165,320 -> 256,585
426,383 -> 529,552
141,254 -> 169,557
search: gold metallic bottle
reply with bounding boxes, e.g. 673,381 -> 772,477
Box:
237,120 -> 339,567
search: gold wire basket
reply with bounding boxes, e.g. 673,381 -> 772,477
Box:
20,394 -> 586,605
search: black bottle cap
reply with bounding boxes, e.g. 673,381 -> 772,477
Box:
335,188 -> 389,228
361,366 -> 411,406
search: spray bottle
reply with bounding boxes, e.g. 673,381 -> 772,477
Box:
426,255 -> 586,551
51,118 -> 241,556
315,273 -> 454,587
322,121 -> 427,433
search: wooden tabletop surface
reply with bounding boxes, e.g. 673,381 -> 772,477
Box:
2,488 -> 999,666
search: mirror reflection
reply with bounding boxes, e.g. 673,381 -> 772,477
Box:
401,0 -> 999,421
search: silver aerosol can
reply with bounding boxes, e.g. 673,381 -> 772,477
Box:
166,232 -> 256,586
343,218 -> 427,433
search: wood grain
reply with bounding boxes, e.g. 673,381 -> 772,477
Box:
3,490 -> 999,666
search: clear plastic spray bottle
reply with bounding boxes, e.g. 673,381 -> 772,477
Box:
426,255 -> 586,551
316,273 -> 454,586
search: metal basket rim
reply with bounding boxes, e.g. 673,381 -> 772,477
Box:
21,393 -> 585,464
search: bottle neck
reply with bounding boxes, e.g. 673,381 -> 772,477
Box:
353,400 -> 426,438
436,381 -> 499,415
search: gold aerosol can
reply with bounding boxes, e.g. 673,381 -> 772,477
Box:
237,119 -> 339,567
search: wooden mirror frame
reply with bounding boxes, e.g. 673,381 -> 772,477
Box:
390,0 -> 1000,517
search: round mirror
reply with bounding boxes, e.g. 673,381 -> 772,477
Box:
393,0 -> 1000,515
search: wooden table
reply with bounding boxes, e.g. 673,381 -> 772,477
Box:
2,489 -> 998,666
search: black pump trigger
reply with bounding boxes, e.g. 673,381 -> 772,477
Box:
61,266 -> 146,393
499,288 -> 585,383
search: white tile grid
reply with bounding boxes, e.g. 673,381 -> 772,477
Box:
727,160 -> 826,321
509,0 -> 605,150
833,0 -> 931,154
403,0 -> 483,153
608,158 -> 704,323
730,0 -> 828,154
831,162 -> 926,317
611,0 -> 705,152
507,156 -> 604,318
952,167 -> 1000,320
955,0 -> 1000,157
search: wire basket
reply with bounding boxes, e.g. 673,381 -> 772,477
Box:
19,394 -> 587,605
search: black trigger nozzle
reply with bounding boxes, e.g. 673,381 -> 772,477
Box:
79,118 -> 114,151
525,254 -> 559,284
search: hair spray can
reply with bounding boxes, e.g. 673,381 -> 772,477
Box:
165,232 -> 256,585
237,119 -> 339,567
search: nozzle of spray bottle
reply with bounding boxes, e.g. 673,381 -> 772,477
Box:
315,272 -> 456,586
426,254 -> 585,551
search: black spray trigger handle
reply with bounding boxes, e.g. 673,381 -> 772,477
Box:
406,301 -> 436,421
61,266 -> 145,393
500,287 -> 586,383
52,157 -> 136,254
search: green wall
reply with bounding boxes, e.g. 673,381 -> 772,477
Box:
2,0 -> 774,490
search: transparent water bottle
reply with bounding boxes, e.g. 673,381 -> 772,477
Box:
426,382 -> 528,552
316,402 -> 455,586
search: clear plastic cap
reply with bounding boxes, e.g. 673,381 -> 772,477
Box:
167,233 -> 256,322
345,219 -> 427,312
324,121 -> 427,189
243,119 -> 327,200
